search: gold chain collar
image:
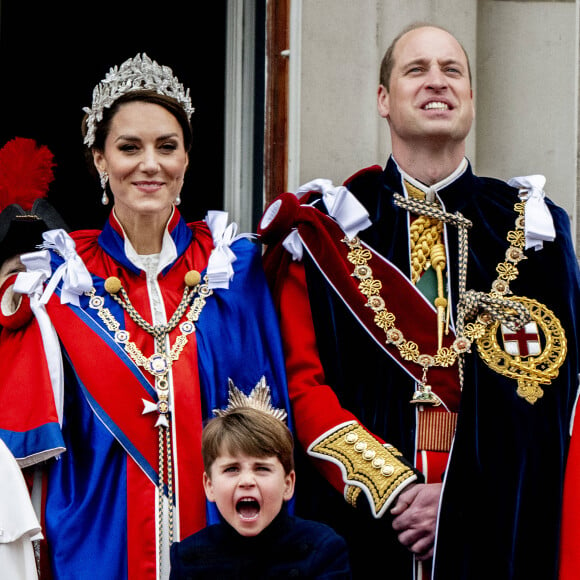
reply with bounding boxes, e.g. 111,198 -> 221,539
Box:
85,269 -> 212,561
86,270 -> 212,426
459,201 -> 529,339
342,198 -> 531,403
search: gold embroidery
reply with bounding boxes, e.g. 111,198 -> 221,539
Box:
309,423 -> 416,516
345,483 -> 362,506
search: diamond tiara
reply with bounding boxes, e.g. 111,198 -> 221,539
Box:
82,53 -> 195,148
213,377 -> 288,423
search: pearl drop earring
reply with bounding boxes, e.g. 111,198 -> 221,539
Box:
100,172 -> 109,206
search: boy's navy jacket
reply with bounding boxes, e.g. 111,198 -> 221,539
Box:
169,505 -> 351,579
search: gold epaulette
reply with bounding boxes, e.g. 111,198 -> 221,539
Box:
308,421 -> 418,518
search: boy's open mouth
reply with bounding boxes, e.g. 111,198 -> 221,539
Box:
236,498 -> 260,520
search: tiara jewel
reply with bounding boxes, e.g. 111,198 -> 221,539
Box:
213,377 -> 288,423
82,53 -> 195,148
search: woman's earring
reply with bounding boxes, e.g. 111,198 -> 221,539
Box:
100,172 -> 109,206
175,195 -> 181,206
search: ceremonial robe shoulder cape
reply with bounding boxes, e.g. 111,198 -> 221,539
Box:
261,157 -> 579,580
0,209 -> 291,580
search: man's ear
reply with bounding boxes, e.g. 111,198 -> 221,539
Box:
470,89 -> 475,118
377,84 -> 390,119
203,471 -> 215,502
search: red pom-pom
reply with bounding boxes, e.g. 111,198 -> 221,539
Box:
0,137 -> 55,212
0,273 -> 33,329
257,192 -> 301,245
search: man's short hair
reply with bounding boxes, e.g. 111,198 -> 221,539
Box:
202,407 -> 294,475
379,22 -> 472,90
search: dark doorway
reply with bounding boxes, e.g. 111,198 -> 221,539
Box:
0,1 -> 227,231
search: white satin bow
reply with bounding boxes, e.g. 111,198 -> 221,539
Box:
13,250 -> 53,298
296,178 -> 372,239
37,229 -> 93,306
507,175 -> 555,251
283,178 -> 372,261
205,211 -> 252,289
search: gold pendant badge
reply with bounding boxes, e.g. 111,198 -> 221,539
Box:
476,296 -> 567,403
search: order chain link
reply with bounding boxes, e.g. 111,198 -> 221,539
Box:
86,273 -> 212,573
393,191 -> 532,388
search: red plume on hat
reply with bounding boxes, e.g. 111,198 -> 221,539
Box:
0,137 -> 55,212
0,137 -> 69,265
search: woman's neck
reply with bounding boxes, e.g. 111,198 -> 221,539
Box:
112,207 -> 172,254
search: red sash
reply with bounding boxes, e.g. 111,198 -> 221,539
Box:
46,297 -> 206,537
260,193 -> 461,411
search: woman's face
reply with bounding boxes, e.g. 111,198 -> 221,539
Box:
92,101 -> 189,225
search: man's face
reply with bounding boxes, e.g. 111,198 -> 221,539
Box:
378,26 -> 474,149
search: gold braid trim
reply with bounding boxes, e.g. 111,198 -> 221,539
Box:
405,180 -> 445,284
410,216 -> 443,283
345,484 -> 362,505
309,422 -> 417,518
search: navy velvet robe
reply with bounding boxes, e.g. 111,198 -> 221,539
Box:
277,158 -> 579,579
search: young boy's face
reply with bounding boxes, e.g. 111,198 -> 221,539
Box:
203,451 -> 295,537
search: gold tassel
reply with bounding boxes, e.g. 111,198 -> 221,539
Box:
430,243 -> 448,350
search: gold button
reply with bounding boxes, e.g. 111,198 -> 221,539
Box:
362,450 -> 376,461
104,276 -> 122,294
381,465 -> 395,477
184,270 -> 201,287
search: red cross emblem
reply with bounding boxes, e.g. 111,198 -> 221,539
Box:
501,322 -> 541,357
